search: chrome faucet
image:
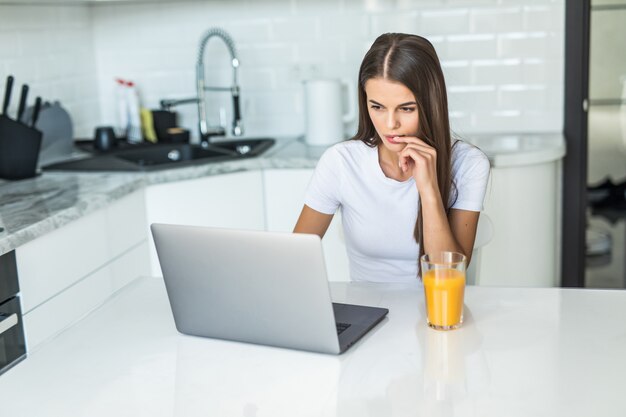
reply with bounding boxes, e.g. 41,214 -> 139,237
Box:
160,28 -> 243,146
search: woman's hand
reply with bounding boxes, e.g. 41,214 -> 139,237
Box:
394,136 -> 439,197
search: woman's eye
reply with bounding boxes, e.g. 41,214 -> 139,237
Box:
370,105 -> 381,110
400,107 -> 416,112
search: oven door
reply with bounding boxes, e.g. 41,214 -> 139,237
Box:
0,296 -> 26,375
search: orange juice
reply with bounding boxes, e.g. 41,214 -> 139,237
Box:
423,268 -> 465,329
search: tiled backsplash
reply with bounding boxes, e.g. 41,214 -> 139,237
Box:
0,0 -> 564,140
0,5 -> 99,138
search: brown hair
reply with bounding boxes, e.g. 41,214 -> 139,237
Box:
351,33 -> 457,275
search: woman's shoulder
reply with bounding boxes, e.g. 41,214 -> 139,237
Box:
451,139 -> 489,163
450,139 -> 490,176
324,139 -> 372,160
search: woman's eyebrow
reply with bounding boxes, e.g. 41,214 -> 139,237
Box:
368,99 -> 417,107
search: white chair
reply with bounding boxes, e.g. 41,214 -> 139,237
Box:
466,212 -> 494,285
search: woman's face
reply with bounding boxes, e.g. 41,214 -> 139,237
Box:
364,77 -> 419,152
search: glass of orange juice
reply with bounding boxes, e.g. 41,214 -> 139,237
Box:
421,251 -> 466,330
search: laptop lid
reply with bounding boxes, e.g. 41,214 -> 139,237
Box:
151,223 -> 343,354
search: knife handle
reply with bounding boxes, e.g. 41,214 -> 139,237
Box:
17,84 -> 28,123
31,97 -> 42,128
2,75 -> 13,116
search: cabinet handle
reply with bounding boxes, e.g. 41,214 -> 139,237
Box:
0,313 -> 18,336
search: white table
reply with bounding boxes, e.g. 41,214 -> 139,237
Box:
1,277 -> 625,417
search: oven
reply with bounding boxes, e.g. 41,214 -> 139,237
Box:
0,250 -> 26,375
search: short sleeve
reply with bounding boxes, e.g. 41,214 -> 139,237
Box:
304,146 -> 343,214
449,144 -> 491,212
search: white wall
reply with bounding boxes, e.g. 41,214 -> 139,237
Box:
0,0 -> 565,140
0,4 -> 99,138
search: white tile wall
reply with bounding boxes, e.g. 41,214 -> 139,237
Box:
0,4 -> 98,138
0,0 -> 565,140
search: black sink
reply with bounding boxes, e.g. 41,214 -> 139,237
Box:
43,138 -> 275,172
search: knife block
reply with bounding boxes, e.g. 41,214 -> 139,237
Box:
0,114 -> 42,180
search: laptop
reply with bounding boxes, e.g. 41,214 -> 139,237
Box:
151,223 -> 388,354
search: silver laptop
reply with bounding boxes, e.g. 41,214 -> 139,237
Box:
151,223 -> 388,354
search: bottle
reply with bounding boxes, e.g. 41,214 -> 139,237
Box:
114,78 -> 128,139
125,81 -> 142,143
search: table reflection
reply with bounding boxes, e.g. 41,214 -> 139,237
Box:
416,307 -> 489,417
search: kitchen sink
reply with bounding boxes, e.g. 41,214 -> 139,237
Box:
43,138 -> 275,172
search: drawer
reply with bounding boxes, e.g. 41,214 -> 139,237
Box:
0,251 -> 18,302
16,208 -> 109,314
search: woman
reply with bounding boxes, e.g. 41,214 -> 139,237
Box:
294,33 -> 490,282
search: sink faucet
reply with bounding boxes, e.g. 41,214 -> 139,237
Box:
160,28 -> 244,146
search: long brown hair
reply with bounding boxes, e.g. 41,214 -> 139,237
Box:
351,33 -> 457,275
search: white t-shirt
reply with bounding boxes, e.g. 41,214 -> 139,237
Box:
304,139 -> 490,283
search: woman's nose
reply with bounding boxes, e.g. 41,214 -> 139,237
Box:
386,112 -> 400,129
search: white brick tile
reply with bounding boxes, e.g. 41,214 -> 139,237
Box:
273,66 -> 305,89
524,4 -> 565,33
448,85 -> 497,112
218,19 -> 273,44
238,43 -> 295,68
319,14 -> 370,40
471,110 -> 523,132
498,85 -> 547,110
0,31 -> 19,59
341,41 -> 372,69
470,7 -> 523,34
523,58 -> 562,84
497,32 -> 549,59
295,41 -> 344,65
447,0 -> 498,6
271,17 -> 318,42
56,5 -> 92,29
370,12 -> 420,35
420,9 -> 470,36
292,0 -> 340,15
240,68 -> 276,91
472,59 -> 524,84
445,34 -> 497,60
522,110 -> 560,132
0,5 -> 58,30
441,60 -> 472,86
428,35 -> 448,58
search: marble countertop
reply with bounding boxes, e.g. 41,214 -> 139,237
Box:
1,276 -> 624,417
0,137 -> 324,256
0,133 -> 566,257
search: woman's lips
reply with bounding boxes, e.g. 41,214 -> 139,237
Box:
385,135 -> 402,144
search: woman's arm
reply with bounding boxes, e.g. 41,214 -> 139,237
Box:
395,136 -> 480,264
420,190 -> 479,263
293,204 -> 334,239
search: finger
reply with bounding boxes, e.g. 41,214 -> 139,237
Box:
392,136 -> 430,147
394,137 -> 436,154
399,148 -> 428,172
399,145 -> 435,164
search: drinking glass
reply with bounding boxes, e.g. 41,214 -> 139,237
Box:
421,251 -> 466,330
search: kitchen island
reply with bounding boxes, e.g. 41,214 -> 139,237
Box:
0,276 -> 624,417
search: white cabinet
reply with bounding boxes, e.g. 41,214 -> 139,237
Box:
15,190 -> 150,349
263,169 -> 350,282
145,171 -> 265,275
480,161 -> 561,287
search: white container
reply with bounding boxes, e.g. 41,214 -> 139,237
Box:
114,78 -> 128,139
303,79 -> 355,146
125,81 -> 142,143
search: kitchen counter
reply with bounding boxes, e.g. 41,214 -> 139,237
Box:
0,133 -> 565,257
0,276 -> 624,416
0,137 -> 317,256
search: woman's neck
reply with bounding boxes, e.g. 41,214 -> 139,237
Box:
377,144 -> 412,182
